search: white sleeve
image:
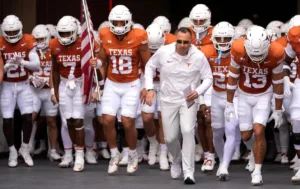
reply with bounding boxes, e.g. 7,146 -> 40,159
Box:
285,43 -> 297,59
145,49 -> 161,90
195,55 -> 213,95
21,48 -> 40,71
140,71 -> 145,90
199,54 -> 213,80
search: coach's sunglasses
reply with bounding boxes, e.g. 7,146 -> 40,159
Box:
176,40 -> 190,44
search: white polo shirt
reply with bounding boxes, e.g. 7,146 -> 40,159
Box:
145,42 -> 212,103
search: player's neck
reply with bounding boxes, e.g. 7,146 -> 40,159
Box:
65,41 -> 76,48
220,50 -> 230,58
116,34 -> 127,41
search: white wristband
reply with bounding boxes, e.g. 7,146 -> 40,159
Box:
199,95 -> 205,105
50,88 -> 55,95
274,93 -> 284,99
96,59 -> 102,69
272,79 -> 283,84
99,80 -> 104,85
227,84 -> 237,90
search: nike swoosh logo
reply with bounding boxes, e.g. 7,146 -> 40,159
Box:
21,43 -> 26,47
77,47 -> 81,50
128,41 -> 133,44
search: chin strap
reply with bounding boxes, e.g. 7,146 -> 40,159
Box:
196,32 -> 201,44
216,50 -> 222,65
39,49 -> 46,60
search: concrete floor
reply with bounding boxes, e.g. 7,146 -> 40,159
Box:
0,158 -> 299,189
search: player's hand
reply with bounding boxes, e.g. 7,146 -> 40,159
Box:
268,110 -> 283,128
4,60 -> 18,72
32,76 -> 46,88
89,58 -> 97,67
12,55 -> 23,65
283,76 -> 295,98
224,102 -> 236,122
51,94 -> 58,105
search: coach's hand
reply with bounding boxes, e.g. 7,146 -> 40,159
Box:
140,88 -> 147,104
146,90 -> 155,107
186,90 -> 198,102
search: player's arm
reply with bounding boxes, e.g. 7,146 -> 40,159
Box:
50,55 -> 60,103
139,43 -> 151,68
0,51 -> 4,84
96,43 -> 107,80
284,43 -> 297,76
227,58 -> 241,103
272,62 -> 284,110
20,48 -> 40,71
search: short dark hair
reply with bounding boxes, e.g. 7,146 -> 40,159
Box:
176,27 -> 192,37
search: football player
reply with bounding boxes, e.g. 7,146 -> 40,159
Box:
30,24 -> 60,161
281,20 -> 300,184
201,21 -> 238,181
50,15 -> 99,172
96,5 -> 151,174
226,26 -> 284,185
0,15 -> 40,167
189,4 -> 215,171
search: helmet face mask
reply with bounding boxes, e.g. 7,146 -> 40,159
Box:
56,16 -> 78,46
213,37 -> 233,51
211,22 -> 234,52
2,15 -> 23,43
36,37 -> 48,49
108,5 -> 132,35
244,26 -> 270,64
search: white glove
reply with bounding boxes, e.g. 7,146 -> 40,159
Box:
283,76 -> 295,98
31,76 -> 47,88
66,80 -> 76,90
43,77 -> 50,87
224,102 -> 236,122
98,90 -> 103,102
4,60 -> 18,72
12,55 -> 23,65
268,110 -> 283,128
